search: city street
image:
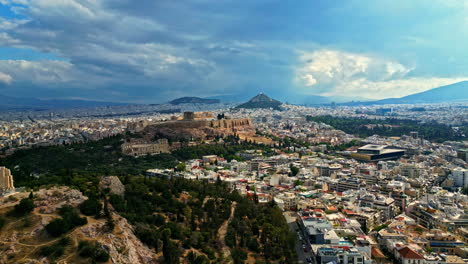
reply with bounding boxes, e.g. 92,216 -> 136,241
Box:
283,211 -> 315,264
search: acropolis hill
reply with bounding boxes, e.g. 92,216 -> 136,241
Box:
141,111 -> 255,140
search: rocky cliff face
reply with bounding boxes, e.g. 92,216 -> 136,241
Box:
0,187 -> 158,264
99,176 -> 125,196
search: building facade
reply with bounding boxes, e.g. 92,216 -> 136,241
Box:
0,166 -> 14,193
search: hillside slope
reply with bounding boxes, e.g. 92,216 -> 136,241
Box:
0,186 -> 158,264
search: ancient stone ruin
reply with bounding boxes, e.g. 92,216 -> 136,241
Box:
0,166 -> 15,193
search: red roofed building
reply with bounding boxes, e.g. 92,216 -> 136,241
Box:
343,209 -> 356,215
371,246 -> 387,263
396,246 -> 424,264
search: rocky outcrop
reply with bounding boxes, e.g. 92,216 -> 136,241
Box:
99,215 -> 159,264
99,176 -> 125,196
0,187 -> 158,264
34,186 -> 87,214
142,118 -> 254,141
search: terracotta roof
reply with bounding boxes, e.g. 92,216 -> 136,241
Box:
343,209 -> 356,215
398,247 -> 424,259
371,247 -> 386,259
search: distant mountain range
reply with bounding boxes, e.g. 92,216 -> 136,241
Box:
207,93 -> 369,104
236,93 -> 283,110
372,81 -> 468,104
1,81 -> 466,111
0,95 -> 126,111
342,81 -> 468,106
169,96 -> 220,105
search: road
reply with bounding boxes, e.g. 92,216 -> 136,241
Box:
283,211 -> 315,264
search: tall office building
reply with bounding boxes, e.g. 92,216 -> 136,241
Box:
451,168 -> 468,188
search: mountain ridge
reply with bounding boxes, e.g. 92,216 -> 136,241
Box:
236,93 -> 283,110
342,81 -> 468,106
0,95 -> 126,110
169,96 -> 220,105
375,81 -> 468,104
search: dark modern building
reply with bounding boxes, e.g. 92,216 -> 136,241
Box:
351,144 -> 405,161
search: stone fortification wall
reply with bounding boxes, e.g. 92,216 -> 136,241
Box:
150,118 -> 252,130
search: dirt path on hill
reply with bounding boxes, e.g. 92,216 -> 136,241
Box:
217,202 -> 236,263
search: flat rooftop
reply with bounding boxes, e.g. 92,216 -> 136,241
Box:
359,144 -> 388,151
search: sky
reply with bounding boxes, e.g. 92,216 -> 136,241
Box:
0,0 -> 467,103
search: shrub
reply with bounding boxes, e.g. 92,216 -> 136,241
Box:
232,248 -> 247,264
45,206 -> 87,237
39,236 -> 70,259
12,198 -> 34,217
45,219 -> 70,237
109,194 -> 126,212
78,241 -> 110,263
79,197 -> 102,216
373,224 -> 388,232
0,216 -> 5,229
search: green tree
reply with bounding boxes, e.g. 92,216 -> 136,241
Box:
39,237 -> 70,259
79,197 -> 102,216
289,164 -> 299,176
12,198 -> 35,217
162,228 -> 180,264
78,241 -> 110,263
45,219 -> 70,237
232,248 -> 247,264
463,187 -> 468,195
45,205 -> 87,237
175,163 -> 186,172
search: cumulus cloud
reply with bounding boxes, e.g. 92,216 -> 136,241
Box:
0,72 -> 13,84
295,49 -> 466,99
0,60 -> 75,84
0,0 -> 252,101
1,0 -> 466,101
328,77 -> 467,99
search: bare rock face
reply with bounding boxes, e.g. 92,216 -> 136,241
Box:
99,215 -> 159,264
34,186 -> 87,214
0,187 -> 158,264
75,211 -> 159,263
99,176 -> 125,196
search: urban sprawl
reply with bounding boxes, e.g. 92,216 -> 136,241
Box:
1,102 -> 467,264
